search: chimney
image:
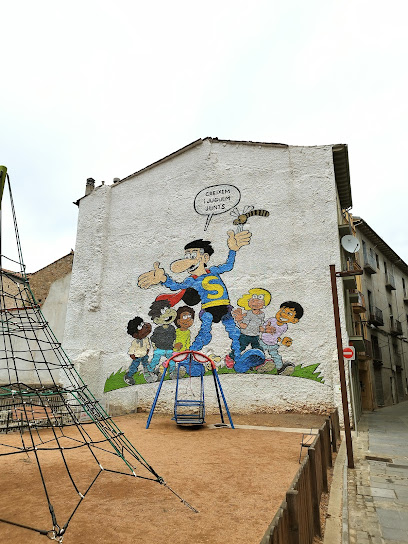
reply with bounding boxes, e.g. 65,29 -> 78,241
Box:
113,177 -> 120,184
85,178 -> 95,196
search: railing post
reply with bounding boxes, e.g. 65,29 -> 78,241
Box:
329,413 -> 337,453
308,448 -> 322,538
286,490 -> 299,544
319,428 -> 328,493
333,408 -> 340,445
325,420 -> 333,467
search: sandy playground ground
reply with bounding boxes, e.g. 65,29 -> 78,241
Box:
0,411 -> 327,544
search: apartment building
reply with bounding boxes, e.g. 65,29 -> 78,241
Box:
350,218 -> 408,410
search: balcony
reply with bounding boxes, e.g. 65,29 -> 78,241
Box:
349,290 -> 366,313
349,335 -> 365,352
372,343 -> 382,362
368,307 -> 384,327
363,252 -> 377,274
338,223 -> 352,237
390,319 -> 403,336
342,259 -> 358,290
350,319 -> 366,351
385,271 -> 396,291
358,339 -> 372,359
394,353 -> 402,368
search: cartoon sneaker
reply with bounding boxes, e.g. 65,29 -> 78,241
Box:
277,362 -> 295,375
256,360 -> 276,373
144,371 -> 158,383
124,373 -> 135,386
225,354 -> 235,369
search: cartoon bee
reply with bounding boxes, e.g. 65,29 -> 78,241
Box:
230,206 -> 270,231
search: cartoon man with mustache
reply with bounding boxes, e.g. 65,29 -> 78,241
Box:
138,230 -> 265,371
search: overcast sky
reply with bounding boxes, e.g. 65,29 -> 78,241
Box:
1,0 -> 407,272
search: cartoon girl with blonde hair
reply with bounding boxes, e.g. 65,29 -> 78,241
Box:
232,288 -> 271,354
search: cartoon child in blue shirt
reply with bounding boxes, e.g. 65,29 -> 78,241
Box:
138,230 -> 265,371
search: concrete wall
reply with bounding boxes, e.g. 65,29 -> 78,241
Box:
41,272 -> 72,346
29,252 -> 74,305
0,271 -> 72,387
64,140 -> 350,416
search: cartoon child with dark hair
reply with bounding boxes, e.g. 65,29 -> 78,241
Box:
124,317 -> 152,386
232,288 -> 271,353
174,306 -> 195,352
148,299 -> 177,375
259,301 -> 304,374
138,230 -> 265,371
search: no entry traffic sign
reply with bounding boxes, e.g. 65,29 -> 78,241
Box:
343,346 -> 355,360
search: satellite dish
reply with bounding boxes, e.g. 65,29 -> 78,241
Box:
341,235 -> 360,254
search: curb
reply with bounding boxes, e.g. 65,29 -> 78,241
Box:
323,439 -> 347,544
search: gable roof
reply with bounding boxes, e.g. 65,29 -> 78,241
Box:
353,217 -> 408,276
75,137 -> 352,209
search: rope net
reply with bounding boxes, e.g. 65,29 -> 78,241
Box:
0,175 -> 196,542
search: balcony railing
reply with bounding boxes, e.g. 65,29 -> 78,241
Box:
372,343 -> 382,361
350,290 -> 366,313
358,339 -> 372,359
363,252 -> 377,274
385,271 -> 396,291
368,307 -> 384,327
353,319 -> 364,337
390,319 -> 403,336
394,354 -> 402,368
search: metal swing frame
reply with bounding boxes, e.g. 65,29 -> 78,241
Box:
146,351 -> 234,429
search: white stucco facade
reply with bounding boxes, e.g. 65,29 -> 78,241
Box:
0,272 -> 72,386
64,139 -> 351,417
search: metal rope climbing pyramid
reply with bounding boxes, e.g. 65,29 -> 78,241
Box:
0,167 -> 196,542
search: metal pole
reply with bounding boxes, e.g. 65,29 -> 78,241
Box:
0,166 -> 8,269
211,368 -> 225,423
212,367 -> 234,429
329,264 -> 355,468
146,363 -> 168,429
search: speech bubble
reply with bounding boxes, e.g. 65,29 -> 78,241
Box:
194,184 -> 241,231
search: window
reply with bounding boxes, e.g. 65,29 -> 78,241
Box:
384,261 -> 387,274
375,253 -> 379,268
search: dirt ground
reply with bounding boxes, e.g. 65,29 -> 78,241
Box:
0,411 -> 326,544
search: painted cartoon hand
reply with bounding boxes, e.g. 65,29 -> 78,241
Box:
227,229 -> 252,251
137,262 -> 166,289
265,324 -> 276,334
281,337 -> 293,347
232,307 -> 245,322
174,342 -> 183,351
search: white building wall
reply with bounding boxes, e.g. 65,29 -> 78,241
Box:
64,140 -> 349,416
0,273 -> 72,386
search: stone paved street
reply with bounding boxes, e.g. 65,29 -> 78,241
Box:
346,401 -> 408,544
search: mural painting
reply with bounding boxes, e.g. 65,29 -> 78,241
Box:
124,317 -> 152,385
104,185 -> 322,393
